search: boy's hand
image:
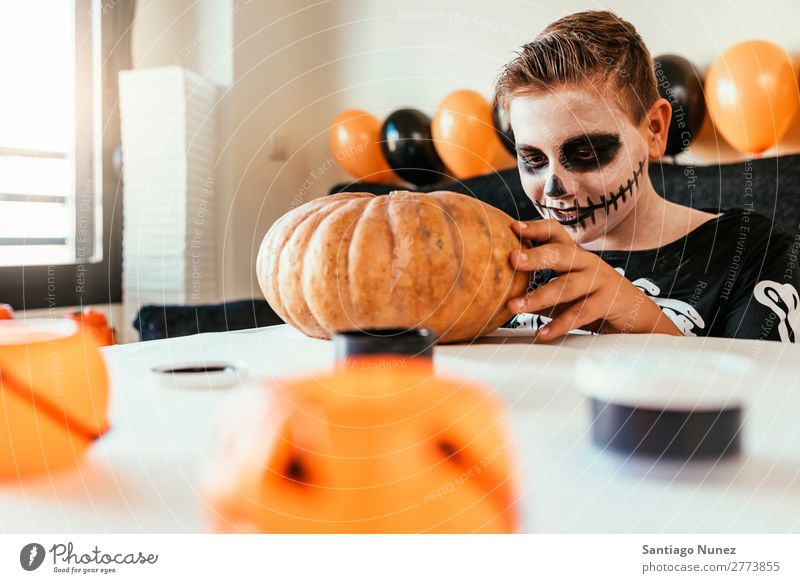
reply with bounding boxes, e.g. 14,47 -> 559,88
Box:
508,220 -> 682,342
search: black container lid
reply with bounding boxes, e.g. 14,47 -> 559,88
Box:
589,399 -> 742,460
333,328 -> 436,361
575,349 -> 752,461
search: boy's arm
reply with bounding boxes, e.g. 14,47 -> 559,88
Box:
723,228 -> 800,342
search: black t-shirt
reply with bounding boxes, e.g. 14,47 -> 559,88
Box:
505,208 -> 800,342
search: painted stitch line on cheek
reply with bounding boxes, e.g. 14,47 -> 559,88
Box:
529,156 -> 647,229
597,157 -> 646,219
586,196 -> 597,226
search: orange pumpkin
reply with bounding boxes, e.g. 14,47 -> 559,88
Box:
0,319 -> 110,479
256,191 -> 529,343
200,358 -> 519,533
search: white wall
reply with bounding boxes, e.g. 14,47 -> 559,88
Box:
131,0 -> 233,87
302,0 -> 800,171
129,0 -> 800,303
222,0 -> 321,301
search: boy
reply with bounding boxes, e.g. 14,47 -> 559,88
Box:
495,10 -> 800,343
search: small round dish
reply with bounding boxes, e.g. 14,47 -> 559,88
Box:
150,361 -> 248,390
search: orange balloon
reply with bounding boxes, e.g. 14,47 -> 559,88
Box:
0,319 -> 110,479
432,89 -> 499,179
706,40 -> 799,153
490,142 -> 517,173
329,109 -> 397,183
201,358 -> 519,533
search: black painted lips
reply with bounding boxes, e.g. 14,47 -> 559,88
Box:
551,207 -> 596,226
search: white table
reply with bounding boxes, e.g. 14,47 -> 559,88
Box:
1,325 -> 799,533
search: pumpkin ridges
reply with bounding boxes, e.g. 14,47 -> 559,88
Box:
386,192 -> 445,332
395,193 -> 433,328
416,196 -> 463,341
482,214 -> 529,335
446,193 -> 527,340
466,198 -> 495,336
260,193 -> 369,330
481,201 -> 530,332
406,194 -> 456,334
432,192 -> 525,341
278,214 -> 327,336
394,194 -> 432,328
386,191 -> 414,327
463,193 -> 523,341
335,199 -> 372,332
279,198 -> 364,337
406,193 -> 427,322
341,197 -> 377,330
434,196 -> 472,342
258,211 -> 292,322
435,193 -> 493,342
303,197 -> 372,332
347,196 -> 395,326
261,211 -> 306,327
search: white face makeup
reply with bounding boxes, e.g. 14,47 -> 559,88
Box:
509,89 -> 650,244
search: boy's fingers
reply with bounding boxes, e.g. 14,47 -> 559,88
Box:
510,243 -> 588,273
507,273 -> 588,314
536,298 -> 599,342
511,219 -> 573,245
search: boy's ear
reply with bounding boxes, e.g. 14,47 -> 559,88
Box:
644,97 -> 672,160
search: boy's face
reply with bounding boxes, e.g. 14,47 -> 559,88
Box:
509,87 -> 649,244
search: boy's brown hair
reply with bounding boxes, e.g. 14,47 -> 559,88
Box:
494,10 -> 659,125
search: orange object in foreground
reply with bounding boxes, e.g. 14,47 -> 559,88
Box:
69,308 -> 116,346
0,319 -> 110,479
201,358 -> 519,533
0,304 -> 13,320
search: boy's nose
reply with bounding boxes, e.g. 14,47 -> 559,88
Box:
544,174 -> 568,198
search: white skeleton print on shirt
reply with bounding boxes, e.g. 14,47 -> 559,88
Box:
753,280 -> 800,343
615,268 -> 705,336
506,268 -> 705,336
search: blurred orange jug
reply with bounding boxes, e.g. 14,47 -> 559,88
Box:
0,303 -> 14,320
0,319 -> 110,479
200,358 -> 519,533
68,308 -> 116,346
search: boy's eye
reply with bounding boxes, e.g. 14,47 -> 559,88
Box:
520,154 -> 547,170
559,133 -> 621,172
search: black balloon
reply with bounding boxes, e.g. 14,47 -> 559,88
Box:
380,108 -> 445,186
492,103 -> 516,156
654,54 -> 706,156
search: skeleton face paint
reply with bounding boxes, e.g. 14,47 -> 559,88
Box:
509,89 -> 651,244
